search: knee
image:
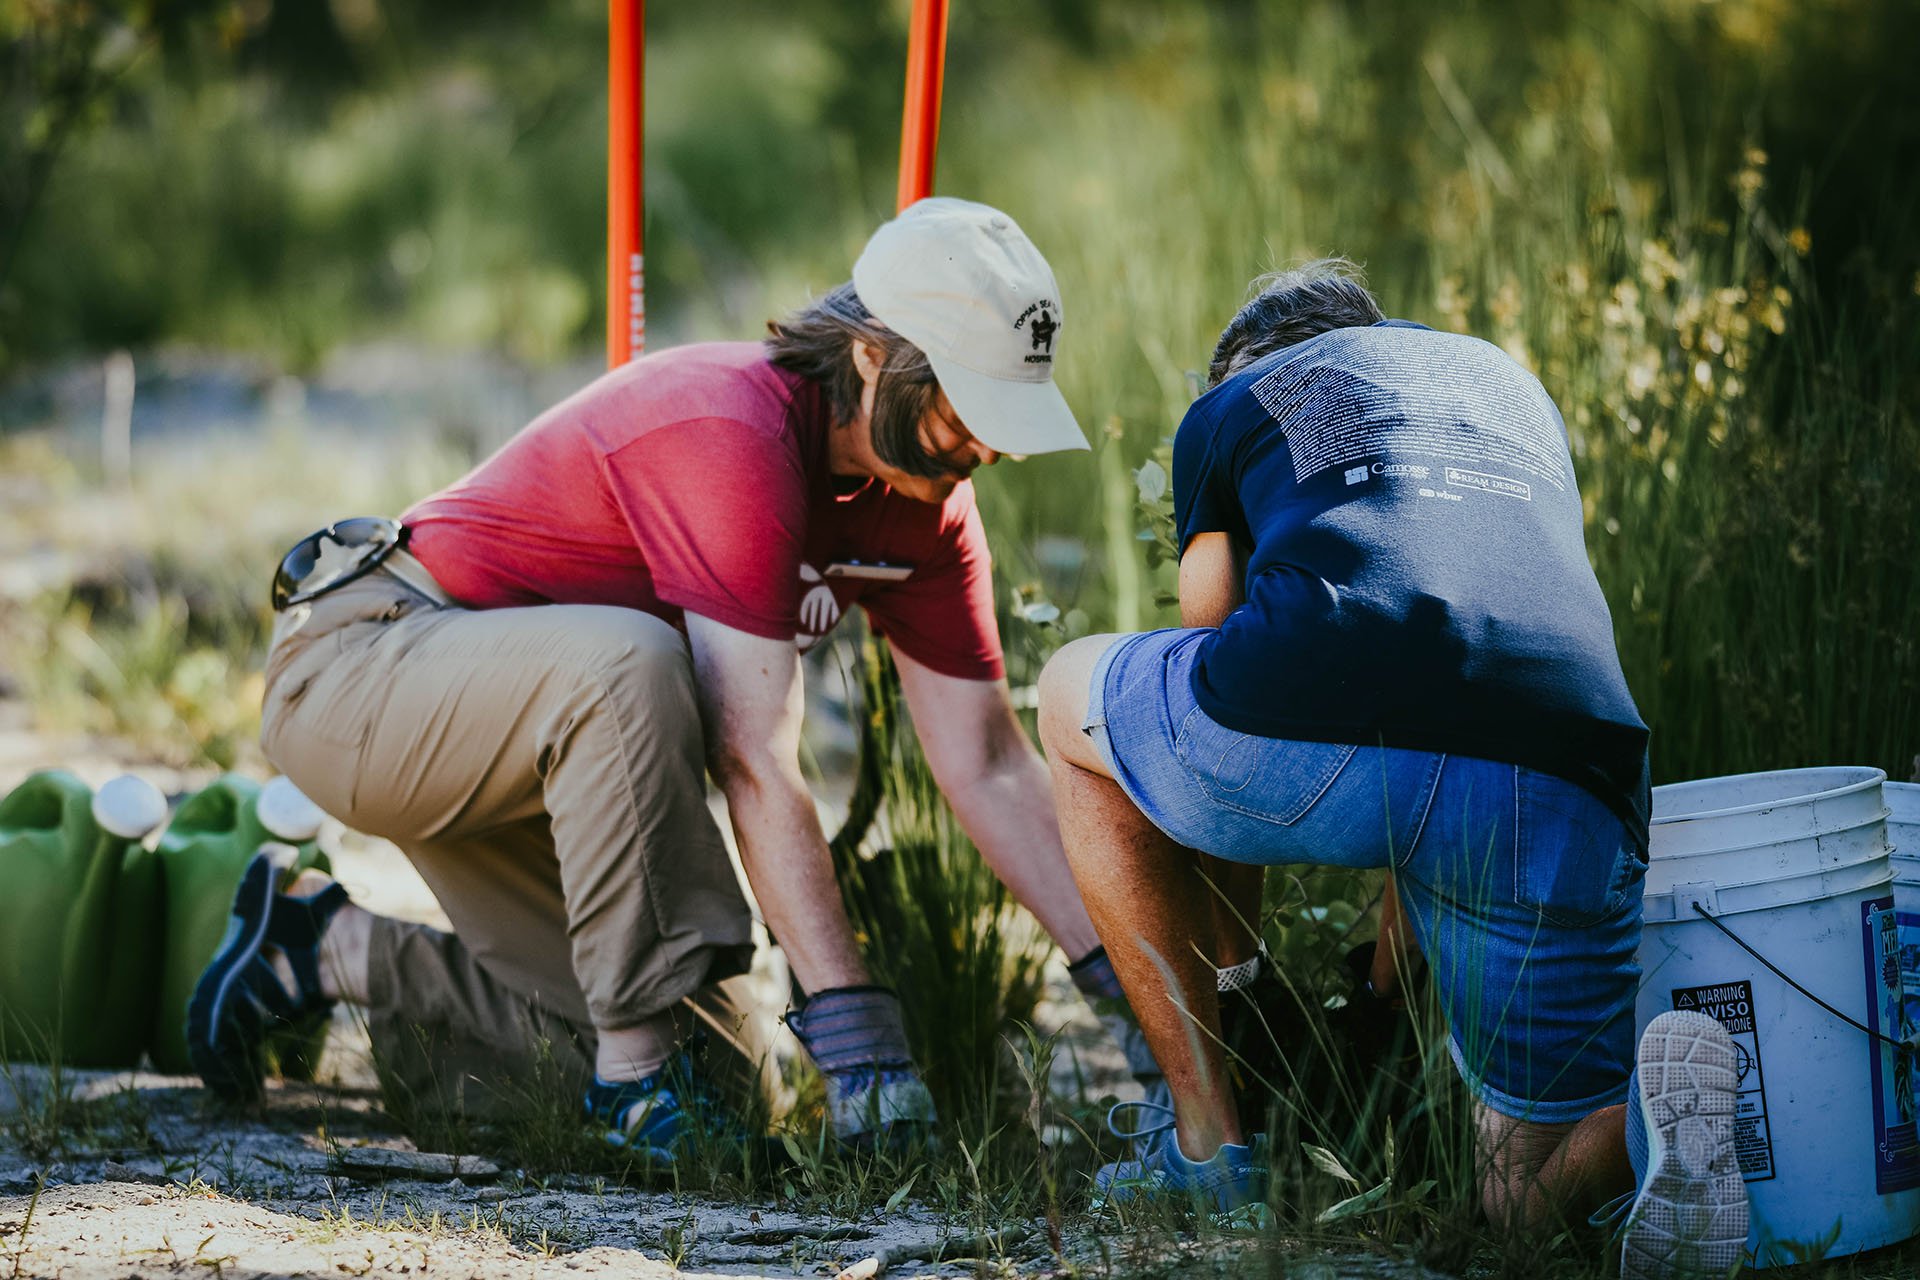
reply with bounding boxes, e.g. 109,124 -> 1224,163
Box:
593,614 -> 699,709
560,612 -> 705,759
1035,636 -> 1105,755
1473,1106 -> 1573,1234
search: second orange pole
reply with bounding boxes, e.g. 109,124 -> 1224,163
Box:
896,0 -> 950,213
607,0 -> 645,366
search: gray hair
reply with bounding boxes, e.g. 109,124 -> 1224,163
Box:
764,283 -> 947,478
1207,258 -> 1385,388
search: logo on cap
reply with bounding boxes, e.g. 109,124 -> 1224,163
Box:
1014,299 -> 1059,365
1030,308 -> 1057,353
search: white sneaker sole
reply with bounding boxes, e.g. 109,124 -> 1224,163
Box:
1621,1010 -> 1750,1280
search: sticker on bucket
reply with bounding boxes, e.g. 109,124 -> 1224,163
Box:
1862,895 -> 1920,1193
1672,980 -> 1775,1182
1898,903 -> 1920,1073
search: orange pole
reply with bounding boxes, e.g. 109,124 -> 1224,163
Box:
607,0 -> 645,366
896,0 -> 949,212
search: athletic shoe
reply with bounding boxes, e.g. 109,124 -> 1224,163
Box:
1091,1098 -> 1269,1214
820,1064 -> 938,1152
584,1032 -> 761,1164
1619,1011 -> 1750,1280
186,850 -> 346,1102
1087,1080 -> 1175,1191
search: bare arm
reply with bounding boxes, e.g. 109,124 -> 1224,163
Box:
1177,531 -> 1247,628
684,614 -> 869,993
893,647 -> 1101,960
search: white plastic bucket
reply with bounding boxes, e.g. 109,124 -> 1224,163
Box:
1888,781 -> 1920,1131
1638,767 -> 1920,1266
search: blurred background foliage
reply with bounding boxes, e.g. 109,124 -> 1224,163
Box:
1,0 -> 1917,786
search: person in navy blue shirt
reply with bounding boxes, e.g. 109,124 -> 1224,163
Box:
1038,261 -> 1747,1276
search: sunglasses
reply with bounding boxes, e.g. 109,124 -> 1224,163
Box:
271,517 -> 407,610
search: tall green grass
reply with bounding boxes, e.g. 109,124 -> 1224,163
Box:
825,635 -> 1052,1133
1,4 -> 1916,1267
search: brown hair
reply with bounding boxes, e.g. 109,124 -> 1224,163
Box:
765,283 -> 947,478
1207,258 -> 1385,388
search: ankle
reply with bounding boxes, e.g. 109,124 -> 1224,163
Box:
317,902 -> 373,1005
595,1012 -> 680,1084
286,868 -> 334,898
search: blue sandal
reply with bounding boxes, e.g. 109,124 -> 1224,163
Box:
186,850 -> 346,1102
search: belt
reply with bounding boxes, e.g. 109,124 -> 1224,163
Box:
375,546 -> 453,608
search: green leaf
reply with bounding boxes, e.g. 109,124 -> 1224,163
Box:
1301,1143 -> 1359,1188
1133,459 -> 1168,503
1316,1179 -> 1393,1224
883,1172 -> 919,1215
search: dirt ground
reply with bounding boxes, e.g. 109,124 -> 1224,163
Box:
1,709 -> 1374,1280
0,1062 -> 1056,1280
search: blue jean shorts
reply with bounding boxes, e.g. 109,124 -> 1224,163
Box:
1084,627 -> 1646,1124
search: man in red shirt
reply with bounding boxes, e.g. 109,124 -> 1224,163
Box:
187,199 -> 1154,1155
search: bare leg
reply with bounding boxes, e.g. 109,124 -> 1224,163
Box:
1038,636 -> 1241,1157
1205,860 -> 1266,968
1369,874 -> 1424,1001
1477,1102 -> 1633,1231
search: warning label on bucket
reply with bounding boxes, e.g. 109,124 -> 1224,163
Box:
1671,980 -> 1775,1182
1861,896 -> 1920,1193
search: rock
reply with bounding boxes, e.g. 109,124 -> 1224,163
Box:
723,1225 -> 873,1246
328,1147 -> 501,1182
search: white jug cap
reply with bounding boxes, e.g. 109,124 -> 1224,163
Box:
256,776 -> 325,843
91,774 -> 169,840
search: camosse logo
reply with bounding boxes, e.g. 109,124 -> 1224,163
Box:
1013,299 -> 1058,364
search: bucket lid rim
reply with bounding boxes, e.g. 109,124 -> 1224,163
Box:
1652,766 -> 1886,826
1644,849 -> 1893,913
1648,807 -> 1889,861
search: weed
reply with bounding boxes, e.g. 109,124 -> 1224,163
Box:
824,635 -> 1054,1139
1,1173 -> 44,1280
657,1208 -> 699,1267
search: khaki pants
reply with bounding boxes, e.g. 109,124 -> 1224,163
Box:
261,554 -> 756,1117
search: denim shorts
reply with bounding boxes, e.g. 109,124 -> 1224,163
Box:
1084,627 -> 1646,1124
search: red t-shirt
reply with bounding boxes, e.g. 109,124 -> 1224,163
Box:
402,342 -> 1004,680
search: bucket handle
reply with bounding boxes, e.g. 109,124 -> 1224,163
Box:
1687,900 -> 1913,1052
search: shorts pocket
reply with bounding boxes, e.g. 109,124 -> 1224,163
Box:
1173,707 -> 1357,826
1514,770 -> 1643,928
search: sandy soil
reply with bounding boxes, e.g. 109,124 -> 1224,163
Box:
0,710 -> 1249,1280
0,1064 -> 1051,1280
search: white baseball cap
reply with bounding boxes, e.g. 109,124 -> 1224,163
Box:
852,197 -> 1089,456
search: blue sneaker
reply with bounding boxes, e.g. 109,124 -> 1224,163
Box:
585,1045 -> 754,1164
1090,1085 -> 1176,1189
585,1073 -> 696,1162
1618,1011 -> 1749,1280
186,849 -> 345,1102
1092,1098 -> 1269,1215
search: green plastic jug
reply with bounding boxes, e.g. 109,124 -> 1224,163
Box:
150,774 -> 332,1077
0,770 -> 167,1067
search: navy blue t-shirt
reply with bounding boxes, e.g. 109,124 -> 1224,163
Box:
1173,320 -> 1650,846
